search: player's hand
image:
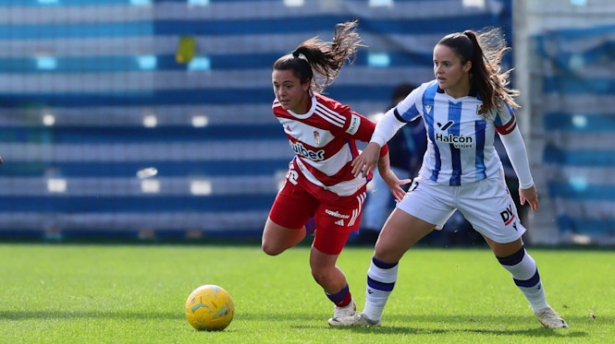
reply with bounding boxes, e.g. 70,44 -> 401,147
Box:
351,142 -> 380,177
379,169 -> 411,201
519,185 -> 538,211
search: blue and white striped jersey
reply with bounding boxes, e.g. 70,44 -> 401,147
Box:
394,80 -> 517,186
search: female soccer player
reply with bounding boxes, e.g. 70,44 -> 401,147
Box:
262,20 -> 407,322
328,28 -> 568,329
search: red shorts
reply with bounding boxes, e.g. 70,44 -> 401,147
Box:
268,179 -> 365,255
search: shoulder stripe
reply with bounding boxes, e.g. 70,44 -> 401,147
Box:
315,104 -> 345,127
315,108 -> 344,127
316,103 -> 345,124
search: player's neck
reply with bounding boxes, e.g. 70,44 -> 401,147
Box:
445,83 -> 471,99
295,94 -> 312,114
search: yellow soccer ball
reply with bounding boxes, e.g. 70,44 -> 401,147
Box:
185,284 -> 235,331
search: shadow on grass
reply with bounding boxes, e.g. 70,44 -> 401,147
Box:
0,310 -> 181,320
320,314 -> 590,339
324,325 -> 586,339
238,312 -> 591,339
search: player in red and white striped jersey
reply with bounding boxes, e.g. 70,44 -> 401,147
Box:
262,20 -> 408,325
273,93 -> 380,205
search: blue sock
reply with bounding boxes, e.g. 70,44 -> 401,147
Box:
325,284 -> 352,307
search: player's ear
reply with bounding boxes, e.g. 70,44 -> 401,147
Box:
302,79 -> 311,92
463,61 -> 472,73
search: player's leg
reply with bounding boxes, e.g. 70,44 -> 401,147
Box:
310,247 -> 356,319
360,209 -> 436,324
262,182 -> 318,256
458,176 -> 567,329
262,218 -> 307,256
486,237 -> 567,328
310,193 -> 366,321
329,178 -> 454,326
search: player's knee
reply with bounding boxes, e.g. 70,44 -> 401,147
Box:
373,242 -> 398,262
261,240 -> 284,256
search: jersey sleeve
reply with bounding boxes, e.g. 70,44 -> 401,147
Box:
498,126 -> 534,189
393,84 -> 426,122
335,106 -> 376,142
335,107 -> 389,157
370,83 -> 429,147
494,103 -> 517,135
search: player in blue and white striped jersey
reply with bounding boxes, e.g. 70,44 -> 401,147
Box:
329,28 -> 568,329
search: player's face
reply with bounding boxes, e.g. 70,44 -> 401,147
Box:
433,44 -> 471,97
272,69 -> 310,114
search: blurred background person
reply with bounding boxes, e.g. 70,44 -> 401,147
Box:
357,83 -> 426,245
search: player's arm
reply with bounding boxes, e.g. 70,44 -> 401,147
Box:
339,109 -> 390,159
349,84 -> 424,177
370,84 -> 423,147
496,106 -> 538,210
351,107 -> 407,178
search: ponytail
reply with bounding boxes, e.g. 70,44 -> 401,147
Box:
273,20 -> 364,94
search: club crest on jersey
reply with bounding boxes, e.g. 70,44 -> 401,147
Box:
313,131 -> 320,145
425,105 -> 432,113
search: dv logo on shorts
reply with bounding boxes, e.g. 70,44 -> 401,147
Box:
500,204 -> 518,230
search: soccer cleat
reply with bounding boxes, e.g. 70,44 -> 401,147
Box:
534,306 -> 568,329
328,312 -> 380,327
333,300 -> 356,319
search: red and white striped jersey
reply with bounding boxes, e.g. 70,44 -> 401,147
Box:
272,93 -> 388,203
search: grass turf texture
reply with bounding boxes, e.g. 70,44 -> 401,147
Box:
0,244 -> 613,343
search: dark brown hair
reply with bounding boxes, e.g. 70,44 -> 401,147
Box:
272,20 -> 364,94
437,27 -> 519,114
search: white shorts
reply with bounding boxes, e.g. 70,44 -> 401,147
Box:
396,171 -> 526,243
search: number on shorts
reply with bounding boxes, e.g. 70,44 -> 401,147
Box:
286,164 -> 299,185
410,180 -> 419,192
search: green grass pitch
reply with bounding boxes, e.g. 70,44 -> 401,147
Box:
0,243 -> 613,343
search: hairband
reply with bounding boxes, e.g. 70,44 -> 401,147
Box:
292,52 -> 308,61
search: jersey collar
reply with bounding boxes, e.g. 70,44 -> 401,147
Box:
436,85 -> 480,99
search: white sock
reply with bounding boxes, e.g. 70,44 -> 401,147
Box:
498,248 -> 548,311
363,257 -> 398,321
